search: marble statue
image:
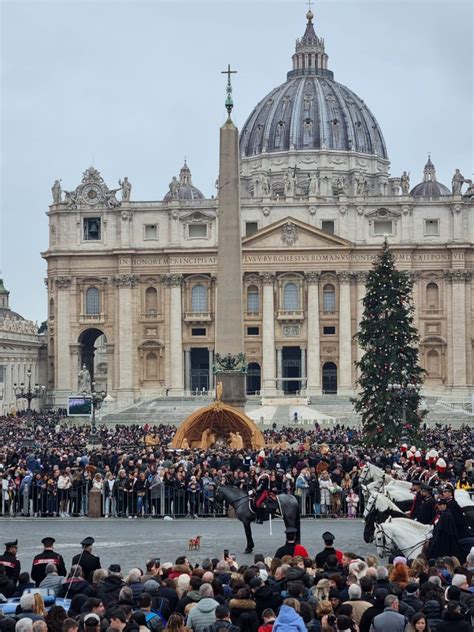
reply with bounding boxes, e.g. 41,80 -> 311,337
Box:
64,189 -> 78,208
52,180 -> 62,204
119,177 -> 132,202
308,172 -> 319,196
333,176 -> 346,196
78,364 -> 92,393
235,431 -> 244,450
105,188 -> 121,208
169,176 -> 180,199
452,169 -> 465,195
261,173 -> 271,196
401,171 -> 410,194
216,381 -> 223,401
356,173 -> 367,196
253,175 -> 261,198
284,168 -> 296,196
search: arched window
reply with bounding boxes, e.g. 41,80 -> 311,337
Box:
85,287 -> 100,315
427,349 -> 440,376
426,282 -> 439,310
191,284 -> 207,312
145,287 -> 158,313
323,284 -> 336,313
146,352 -> 158,379
247,286 -> 260,313
283,282 -> 299,310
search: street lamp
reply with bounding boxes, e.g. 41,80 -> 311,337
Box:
13,368 -> 46,434
388,370 -> 417,425
83,381 -> 106,445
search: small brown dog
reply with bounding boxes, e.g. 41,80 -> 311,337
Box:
188,536 -> 201,550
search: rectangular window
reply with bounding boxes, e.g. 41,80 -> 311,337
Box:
83,218 -> 101,240
189,224 -> 207,238
247,326 -> 260,336
323,326 -> 336,335
245,222 -> 258,237
191,328 -> 206,336
424,219 -> 439,236
0,365 -> 4,383
321,220 -> 335,235
373,220 -> 393,235
144,224 -> 158,240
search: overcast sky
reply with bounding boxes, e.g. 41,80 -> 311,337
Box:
1,0 -> 472,323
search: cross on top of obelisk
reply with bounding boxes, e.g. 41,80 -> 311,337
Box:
221,64 -> 237,116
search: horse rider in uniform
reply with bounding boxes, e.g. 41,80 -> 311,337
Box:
417,484 -> 438,525
72,536 -> 101,583
440,483 -> 472,538
254,470 -> 271,524
0,540 -> 21,584
31,537 -> 67,586
408,480 -> 423,520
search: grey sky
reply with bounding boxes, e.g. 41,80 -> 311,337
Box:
1,0 -> 472,323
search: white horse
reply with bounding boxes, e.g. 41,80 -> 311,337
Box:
374,517 -> 433,559
364,490 -> 406,518
455,489 -> 474,509
361,463 -> 413,492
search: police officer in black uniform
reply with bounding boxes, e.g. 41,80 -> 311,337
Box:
72,537 -> 101,583
408,480 -> 423,520
441,483 -> 472,539
315,532 -> 341,568
274,528 -> 299,558
31,537 -> 67,586
0,539 -> 21,584
417,484 -> 437,525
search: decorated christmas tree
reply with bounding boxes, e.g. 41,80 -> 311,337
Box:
354,239 -> 425,447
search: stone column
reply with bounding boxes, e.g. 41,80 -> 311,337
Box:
306,272 -> 321,396
338,271 -> 353,394
55,277 -> 72,404
115,274 -> 138,403
276,347 -> 283,393
355,272 -> 367,375
261,272 -> 277,396
300,346 -> 306,393
448,270 -> 470,390
166,274 -> 184,393
69,344 -> 82,394
184,347 -> 191,393
208,348 -> 214,392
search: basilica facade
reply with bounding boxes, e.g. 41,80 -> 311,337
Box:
43,10 -> 474,406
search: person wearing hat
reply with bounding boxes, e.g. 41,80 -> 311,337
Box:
31,537 -> 67,586
72,537 -> 101,584
274,528 -> 308,559
96,565 -> 125,607
417,484 -> 437,525
440,484 -> 472,539
428,496 -> 465,560
0,539 -> 21,584
408,480 -> 423,520
315,532 -> 342,569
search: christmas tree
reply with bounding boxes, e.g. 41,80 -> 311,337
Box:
354,239 -> 425,447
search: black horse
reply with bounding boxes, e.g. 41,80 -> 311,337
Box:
216,485 -> 300,553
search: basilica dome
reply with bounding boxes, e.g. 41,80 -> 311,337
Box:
163,161 -> 205,202
410,156 -> 450,198
240,11 -> 388,160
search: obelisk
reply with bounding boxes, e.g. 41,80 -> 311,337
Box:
214,65 -> 246,409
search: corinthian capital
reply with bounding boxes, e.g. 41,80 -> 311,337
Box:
337,270 -> 352,283
164,273 -> 183,287
55,276 -> 72,289
260,272 -> 275,286
305,271 -> 320,285
445,269 -> 472,283
113,274 -> 138,288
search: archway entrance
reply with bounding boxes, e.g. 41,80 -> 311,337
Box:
191,348 -> 209,393
282,347 -> 301,394
322,362 -> 337,394
246,362 -> 261,394
78,328 -> 107,391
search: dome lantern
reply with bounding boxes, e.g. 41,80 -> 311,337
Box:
410,155 -> 451,198
289,7 -> 331,79
163,160 -> 205,202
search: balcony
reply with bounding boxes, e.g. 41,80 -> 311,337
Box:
245,311 -> 261,320
184,311 -> 212,323
140,312 -> 163,321
79,313 -> 105,325
277,310 -> 304,322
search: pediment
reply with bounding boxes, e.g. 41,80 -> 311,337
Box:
242,217 -> 353,249
365,207 -> 401,219
180,211 -> 215,224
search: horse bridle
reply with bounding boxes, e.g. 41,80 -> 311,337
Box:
376,522 -> 429,559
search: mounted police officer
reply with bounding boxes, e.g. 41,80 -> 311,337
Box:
72,537 -> 101,583
0,539 -> 21,584
417,484 -> 437,525
31,537 -> 67,586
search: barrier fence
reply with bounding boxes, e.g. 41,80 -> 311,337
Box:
1,484 -> 365,519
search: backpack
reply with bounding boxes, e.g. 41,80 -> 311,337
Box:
145,600 -> 167,630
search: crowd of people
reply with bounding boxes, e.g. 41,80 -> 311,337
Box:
1,530 -> 474,632
0,413 -> 473,520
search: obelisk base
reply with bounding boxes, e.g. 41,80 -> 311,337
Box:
215,372 -> 246,410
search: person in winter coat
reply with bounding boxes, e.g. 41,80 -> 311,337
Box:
58,565 -> 94,598
205,604 -> 240,632
369,595 -> 407,632
273,601 -> 306,632
125,569 -> 144,605
249,577 -> 282,620
422,599 -> 443,632
228,588 -> 257,626
186,584 -> 219,632
405,613 -> 431,632
0,563 -> 17,598
436,601 -> 472,632
96,566 -> 125,606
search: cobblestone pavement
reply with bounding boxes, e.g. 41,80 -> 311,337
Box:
0,517 -> 374,570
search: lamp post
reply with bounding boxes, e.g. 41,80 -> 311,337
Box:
83,382 -> 106,446
388,370 -> 417,426
13,368 -> 46,434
